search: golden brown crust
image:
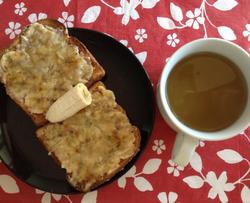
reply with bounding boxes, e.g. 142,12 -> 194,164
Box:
36,82 -> 141,193
37,19 -> 67,33
68,38 -> 105,87
5,85 -> 48,126
0,19 -> 105,126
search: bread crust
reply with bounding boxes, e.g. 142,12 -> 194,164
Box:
36,82 -> 141,193
0,19 -> 105,126
68,37 -> 105,88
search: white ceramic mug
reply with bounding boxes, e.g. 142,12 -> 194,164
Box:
157,38 -> 250,167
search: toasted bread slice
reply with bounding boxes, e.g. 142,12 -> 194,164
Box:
36,82 -> 141,192
0,19 -> 105,126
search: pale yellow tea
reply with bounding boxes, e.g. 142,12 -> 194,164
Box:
167,52 -> 247,132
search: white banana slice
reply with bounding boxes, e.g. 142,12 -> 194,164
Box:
46,83 -> 92,123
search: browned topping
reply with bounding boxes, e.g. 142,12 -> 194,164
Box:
0,23 -> 93,114
37,85 -> 137,191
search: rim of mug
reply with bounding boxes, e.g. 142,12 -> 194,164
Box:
159,38 -> 250,141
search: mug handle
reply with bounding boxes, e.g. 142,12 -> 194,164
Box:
172,133 -> 199,167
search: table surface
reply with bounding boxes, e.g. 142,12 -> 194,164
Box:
0,0 -> 250,203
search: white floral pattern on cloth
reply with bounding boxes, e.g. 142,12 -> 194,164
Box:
5,22 -> 21,39
166,33 -> 180,47
81,6 -> 101,24
35,189 -> 73,203
157,1 -> 238,39
183,150 -> 250,202
167,160 -> 184,177
0,0 -> 3,5
0,159 -> 19,194
63,0 -> 71,7
243,24 -> 250,42
185,8 -> 204,30
81,190 -> 98,203
134,28 -> 148,43
35,189 -> 62,203
118,159 -> 162,191
0,175 -> 19,194
58,11 -> 74,28
14,2 -> 27,16
206,171 -> 235,202
28,13 -> 48,23
152,139 -> 166,154
101,0 -> 160,25
157,192 -> 178,203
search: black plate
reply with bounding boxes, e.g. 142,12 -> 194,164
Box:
0,28 -> 155,194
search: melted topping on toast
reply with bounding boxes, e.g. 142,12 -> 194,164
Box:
37,85 -> 138,191
0,23 -> 93,114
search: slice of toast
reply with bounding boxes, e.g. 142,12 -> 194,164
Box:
36,82 -> 141,192
0,19 -> 105,126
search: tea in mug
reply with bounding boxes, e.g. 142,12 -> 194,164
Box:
167,52 -> 247,132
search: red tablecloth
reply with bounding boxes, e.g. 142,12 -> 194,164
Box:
0,0 -> 250,202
